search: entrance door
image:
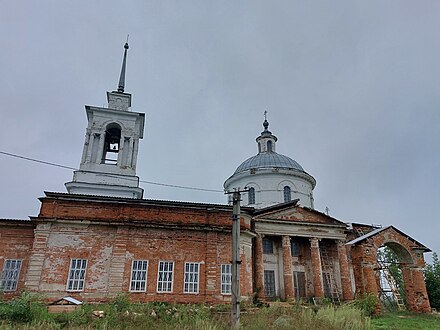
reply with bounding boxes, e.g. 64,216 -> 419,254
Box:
293,271 -> 306,298
264,270 -> 276,297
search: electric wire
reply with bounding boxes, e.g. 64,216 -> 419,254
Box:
0,150 -> 224,193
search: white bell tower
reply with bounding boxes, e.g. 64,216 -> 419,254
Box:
65,42 -> 145,198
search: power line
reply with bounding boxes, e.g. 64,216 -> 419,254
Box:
139,180 -> 222,193
0,150 -> 224,193
0,151 -> 77,171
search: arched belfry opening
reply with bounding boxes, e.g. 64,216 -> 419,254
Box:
376,243 -> 412,311
102,124 -> 122,165
348,225 -> 431,314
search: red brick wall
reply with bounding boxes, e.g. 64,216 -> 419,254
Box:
27,196 -> 253,304
0,222 -> 34,298
38,197 -> 251,231
350,227 -> 431,313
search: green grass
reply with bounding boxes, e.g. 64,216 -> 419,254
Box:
1,293 -> 440,329
371,311 -> 440,330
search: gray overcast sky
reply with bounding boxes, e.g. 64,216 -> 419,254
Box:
1,1 -> 440,259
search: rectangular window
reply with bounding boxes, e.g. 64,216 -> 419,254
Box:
0,259 -> 22,292
130,260 -> 148,292
263,238 -> 274,254
157,261 -> 174,293
184,262 -> 200,294
221,264 -> 232,295
264,270 -> 276,297
66,259 -> 87,292
291,240 -> 301,257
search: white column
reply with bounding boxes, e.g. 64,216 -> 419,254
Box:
97,133 -> 105,164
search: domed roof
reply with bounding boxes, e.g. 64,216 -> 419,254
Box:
234,152 -> 304,175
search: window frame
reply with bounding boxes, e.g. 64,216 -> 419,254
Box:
183,262 -> 200,294
157,261 -> 174,293
129,260 -> 148,292
248,187 -> 256,205
283,186 -> 291,202
290,240 -> 301,257
264,270 -> 276,297
262,238 -> 274,254
0,259 -> 22,292
66,259 -> 87,292
221,264 -> 232,295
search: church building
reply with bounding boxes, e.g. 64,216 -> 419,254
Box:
0,44 -> 432,313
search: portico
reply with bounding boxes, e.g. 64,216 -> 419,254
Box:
252,201 -> 354,302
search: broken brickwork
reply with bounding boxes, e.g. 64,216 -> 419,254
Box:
349,226 -> 430,313
22,192 -> 254,304
0,196 -> 432,314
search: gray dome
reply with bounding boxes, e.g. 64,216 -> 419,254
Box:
234,152 -> 304,174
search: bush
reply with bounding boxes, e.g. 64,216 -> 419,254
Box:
111,293 -> 130,312
425,252 -> 440,309
351,293 -> 378,317
0,292 -> 49,323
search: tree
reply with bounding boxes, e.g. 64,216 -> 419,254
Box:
424,252 -> 440,309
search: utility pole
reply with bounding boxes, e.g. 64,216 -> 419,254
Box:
226,190 -> 243,329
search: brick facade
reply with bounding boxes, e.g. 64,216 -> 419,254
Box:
18,193 -> 254,304
0,195 -> 432,314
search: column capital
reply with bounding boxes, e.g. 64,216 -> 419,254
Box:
309,237 -> 320,247
336,240 -> 346,247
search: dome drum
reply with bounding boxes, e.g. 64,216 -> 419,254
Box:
224,119 -> 316,209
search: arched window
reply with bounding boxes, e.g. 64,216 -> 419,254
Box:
283,186 -> 291,202
102,124 -> 121,165
267,140 -> 273,152
248,187 -> 255,205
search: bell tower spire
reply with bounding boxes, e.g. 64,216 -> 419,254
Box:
106,40 -> 132,111
65,41 -> 145,199
118,37 -> 129,93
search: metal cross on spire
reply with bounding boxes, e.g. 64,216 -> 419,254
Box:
263,110 -> 269,131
